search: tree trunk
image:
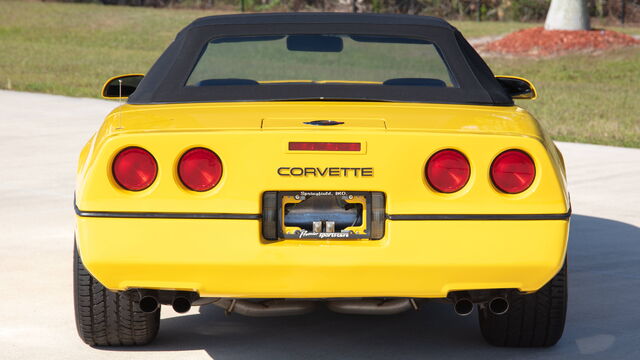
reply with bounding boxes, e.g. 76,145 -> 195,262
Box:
544,0 -> 591,30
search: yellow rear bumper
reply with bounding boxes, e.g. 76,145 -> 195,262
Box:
76,216 -> 568,298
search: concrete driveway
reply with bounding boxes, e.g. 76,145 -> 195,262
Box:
1,90 -> 639,359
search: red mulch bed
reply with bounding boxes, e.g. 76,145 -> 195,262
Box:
482,27 -> 640,57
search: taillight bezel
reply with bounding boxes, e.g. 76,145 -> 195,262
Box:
490,149 -> 536,194
177,147 -> 223,192
425,149 -> 471,194
111,146 -> 158,191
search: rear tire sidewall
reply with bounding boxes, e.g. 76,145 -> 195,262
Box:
478,259 -> 568,347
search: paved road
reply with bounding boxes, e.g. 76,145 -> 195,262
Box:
1,90 -> 639,359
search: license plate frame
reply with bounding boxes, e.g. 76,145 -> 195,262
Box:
277,191 -> 372,240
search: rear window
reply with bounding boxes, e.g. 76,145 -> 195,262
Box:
186,34 -> 456,88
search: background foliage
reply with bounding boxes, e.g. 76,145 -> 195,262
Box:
2,1 -> 639,147
50,0 -> 640,22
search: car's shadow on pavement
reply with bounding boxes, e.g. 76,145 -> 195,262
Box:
106,214 -> 640,359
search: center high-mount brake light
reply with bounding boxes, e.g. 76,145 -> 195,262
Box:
112,147 -> 157,191
426,149 -> 470,193
289,142 -> 361,152
178,148 -> 223,191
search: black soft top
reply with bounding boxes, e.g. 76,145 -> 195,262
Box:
187,12 -> 454,28
129,13 -> 513,106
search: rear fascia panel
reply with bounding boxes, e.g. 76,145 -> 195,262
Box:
76,216 -> 569,298
76,129 -> 568,215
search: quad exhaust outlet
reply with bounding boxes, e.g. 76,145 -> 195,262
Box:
132,289 -> 511,317
134,290 -> 198,313
488,297 -> 509,315
172,296 -> 192,313
453,298 -> 474,316
139,296 -> 159,313
449,291 -> 511,316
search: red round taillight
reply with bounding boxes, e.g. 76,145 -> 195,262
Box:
491,150 -> 535,194
426,149 -> 470,193
178,148 -> 222,191
112,147 -> 157,191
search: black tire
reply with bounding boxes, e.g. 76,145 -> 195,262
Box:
74,243 -> 160,346
479,260 -> 567,347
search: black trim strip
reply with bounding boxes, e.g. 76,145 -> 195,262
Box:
75,202 -> 570,222
74,203 -> 261,220
387,208 -> 571,221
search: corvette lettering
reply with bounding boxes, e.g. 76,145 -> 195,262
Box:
277,167 -> 373,177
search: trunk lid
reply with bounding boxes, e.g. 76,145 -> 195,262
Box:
103,101 -> 543,140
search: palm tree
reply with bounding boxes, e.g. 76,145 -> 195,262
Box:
544,0 -> 590,30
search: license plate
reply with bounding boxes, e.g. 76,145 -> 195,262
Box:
278,191 -> 371,240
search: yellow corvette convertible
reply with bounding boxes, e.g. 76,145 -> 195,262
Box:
74,13 -> 570,348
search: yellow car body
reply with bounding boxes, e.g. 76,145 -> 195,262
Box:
75,101 -> 569,299
73,13 -> 572,348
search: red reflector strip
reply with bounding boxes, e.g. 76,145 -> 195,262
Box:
289,142 -> 361,151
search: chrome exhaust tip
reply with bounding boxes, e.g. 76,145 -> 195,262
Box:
454,298 -> 474,316
139,296 -> 159,313
489,297 -> 509,315
172,296 -> 192,313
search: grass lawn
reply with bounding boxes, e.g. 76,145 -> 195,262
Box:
488,49 -> 640,148
1,1 -> 639,147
